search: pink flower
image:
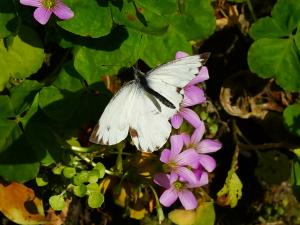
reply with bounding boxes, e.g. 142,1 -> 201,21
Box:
160,135 -> 199,184
154,173 -> 207,210
182,121 -> 222,172
171,51 -> 209,129
20,0 -> 74,25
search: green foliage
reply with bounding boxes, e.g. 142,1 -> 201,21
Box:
87,191 -> 104,208
169,202 -> 215,225
283,104 -> 300,137
0,0 -> 17,38
0,26 -> 44,91
248,0 -> 300,91
217,172 -> 243,208
49,195 -> 65,211
58,0 -> 113,38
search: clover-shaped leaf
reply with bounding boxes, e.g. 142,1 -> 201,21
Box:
248,0 -> 300,91
57,0 -> 112,38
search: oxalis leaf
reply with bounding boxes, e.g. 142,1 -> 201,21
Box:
283,103 -> 300,138
58,0 -> 112,38
0,0 -> 17,38
217,172 -> 243,208
169,201 -> 215,225
248,0 -> 300,91
0,26 -> 44,91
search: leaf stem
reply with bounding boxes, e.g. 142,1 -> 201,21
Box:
246,0 -> 257,21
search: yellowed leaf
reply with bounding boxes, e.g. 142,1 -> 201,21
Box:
0,182 -> 47,225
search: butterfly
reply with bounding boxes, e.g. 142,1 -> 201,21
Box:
89,53 -> 210,152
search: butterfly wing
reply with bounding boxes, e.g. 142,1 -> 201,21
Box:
89,81 -> 139,145
146,53 -> 210,88
90,54 -> 210,152
128,92 -> 172,152
146,54 -> 210,113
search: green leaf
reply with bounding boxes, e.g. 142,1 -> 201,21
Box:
87,183 -> 99,192
87,192 -> 104,208
9,80 -> 43,114
49,195 -> 65,211
0,95 -> 14,118
271,0 -> 300,33
52,165 -> 65,175
63,167 -> 76,179
169,201 -> 215,225
0,119 -> 21,154
291,155 -> 300,186
73,171 -> 89,185
283,104 -> 300,137
250,17 -> 289,39
39,85 -> 77,121
0,136 -> 40,182
248,0 -> 300,91
169,0 -> 215,40
74,26 -> 141,83
25,122 -> 65,164
88,170 -> 100,183
0,0 -> 16,38
248,38 -> 300,91
94,162 -> 105,179
73,184 -> 87,197
58,0 -> 112,38
217,172 -> 243,208
52,62 -> 83,92
140,27 -> 192,67
36,175 -> 49,187
295,23 -> 300,51
0,26 -> 44,91
110,0 -> 170,35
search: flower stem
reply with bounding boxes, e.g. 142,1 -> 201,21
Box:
149,185 -> 165,223
246,0 -> 257,21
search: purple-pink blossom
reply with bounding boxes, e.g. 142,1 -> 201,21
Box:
20,0 -> 74,25
171,52 -> 209,129
160,135 -> 199,184
182,121 -> 222,172
154,173 -> 204,210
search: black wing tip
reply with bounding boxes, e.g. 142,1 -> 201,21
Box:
199,52 -> 211,65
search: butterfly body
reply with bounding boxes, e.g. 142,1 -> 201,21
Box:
90,53 -> 210,152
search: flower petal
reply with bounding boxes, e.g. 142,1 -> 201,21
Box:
175,167 -> 197,184
160,149 -> 171,163
53,1 -> 74,20
20,0 -> 42,7
170,135 -> 183,159
33,7 -> 52,25
188,171 -> 209,188
180,108 -> 202,128
154,173 -> 171,189
181,133 -> 191,146
176,51 -> 189,59
178,189 -> 197,210
182,85 -> 206,107
198,155 -> 216,172
175,149 -> 199,166
197,139 -> 222,153
191,122 -> 205,144
188,66 -> 209,86
171,113 -> 183,129
159,188 -> 178,207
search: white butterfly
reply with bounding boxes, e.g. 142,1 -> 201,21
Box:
90,53 -> 210,152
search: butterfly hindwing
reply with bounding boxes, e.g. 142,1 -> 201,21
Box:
90,81 -> 138,145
